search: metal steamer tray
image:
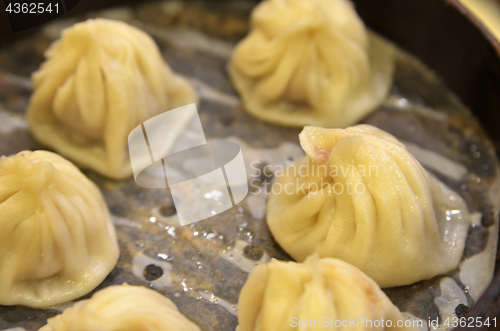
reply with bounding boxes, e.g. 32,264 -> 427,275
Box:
0,0 -> 500,330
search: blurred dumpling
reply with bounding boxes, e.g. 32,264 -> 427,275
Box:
0,150 -> 119,308
27,18 -> 198,179
39,284 -> 201,331
266,125 -> 470,287
228,0 -> 395,128
237,254 -> 418,331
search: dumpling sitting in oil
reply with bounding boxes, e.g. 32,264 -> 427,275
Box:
27,18 -> 198,179
236,254 -> 419,331
0,150 -> 119,308
266,125 -> 470,288
229,0 -> 395,128
39,284 -> 201,331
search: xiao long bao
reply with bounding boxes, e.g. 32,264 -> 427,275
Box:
236,255 -> 419,331
27,18 -> 198,179
39,284 -> 201,331
266,125 -> 470,287
229,0 -> 395,128
0,151 -> 119,308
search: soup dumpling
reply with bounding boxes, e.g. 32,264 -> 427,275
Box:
27,19 -> 198,179
267,125 -> 470,287
237,254 -> 419,331
0,150 -> 119,308
39,284 -> 201,331
229,0 -> 395,128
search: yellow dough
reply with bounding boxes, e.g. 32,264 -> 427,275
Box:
237,255 -> 419,331
27,19 -> 198,179
0,150 -> 119,308
267,125 -> 470,287
39,284 -> 201,331
229,0 -> 395,128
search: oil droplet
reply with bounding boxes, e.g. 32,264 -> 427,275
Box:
198,291 -> 238,315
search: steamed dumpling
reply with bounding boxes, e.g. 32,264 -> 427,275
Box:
237,254 -> 418,331
267,125 -> 470,287
27,18 -> 198,179
229,0 -> 395,128
39,284 -> 201,331
0,151 -> 119,308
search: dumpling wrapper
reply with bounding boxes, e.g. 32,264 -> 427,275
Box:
39,284 -> 201,331
27,18 -> 198,179
267,125 -> 470,287
0,150 -> 119,308
229,0 -> 395,128
237,254 -> 419,331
